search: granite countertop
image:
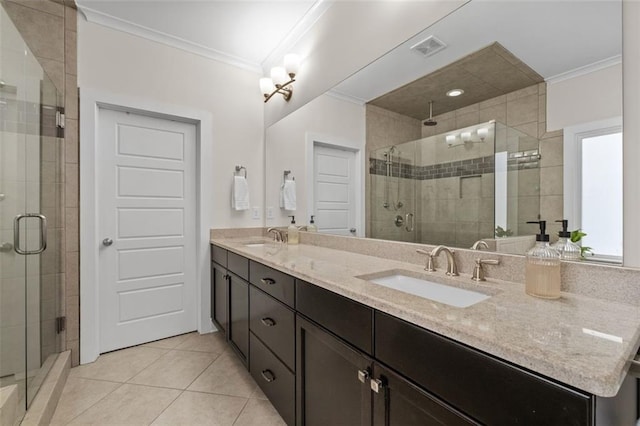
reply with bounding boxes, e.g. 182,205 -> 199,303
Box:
211,237 -> 640,397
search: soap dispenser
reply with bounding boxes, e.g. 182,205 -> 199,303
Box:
525,220 -> 561,299
552,219 -> 581,261
288,215 -> 299,245
308,215 -> 318,233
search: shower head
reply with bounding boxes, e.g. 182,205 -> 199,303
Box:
423,101 -> 437,126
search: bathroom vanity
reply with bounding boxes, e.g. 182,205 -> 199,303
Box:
210,237 -> 640,425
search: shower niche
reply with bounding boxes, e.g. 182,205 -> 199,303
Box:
369,120 -> 541,249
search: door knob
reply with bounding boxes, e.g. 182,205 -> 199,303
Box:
102,238 -> 113,246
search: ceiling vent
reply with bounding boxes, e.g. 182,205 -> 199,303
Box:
410,35 -> 446,58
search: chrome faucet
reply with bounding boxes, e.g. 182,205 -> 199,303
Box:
470,240 -> 489,251
430,245 -> 458,276
267,227 -> 286,243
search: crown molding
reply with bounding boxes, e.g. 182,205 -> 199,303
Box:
261,0 -> 332,73
325,89 -> 366,106
546,55 -> 622,85
78,5 -> 263,74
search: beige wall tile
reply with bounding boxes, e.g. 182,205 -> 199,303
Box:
479,94 -> 506,109
506,85 -> 538,101
6,0 -> 64,16
64,118 -> 78,163
64,5 -> 76,31
64,163 -> 78,207
64,30 -> 77,75
67,339 -> 79,367
506,94 -> 539,127
64,73 -> 78,119
39,58 -> 65,93
540,165 -> 563,196
3,1 -> 64,60
539,137 -> 563,168
65,295 -> 79,341
64,207 -> 78,251
65,251 -> 78,297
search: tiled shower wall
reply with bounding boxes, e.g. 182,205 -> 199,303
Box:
4,0 -> 80,366
366,83 -> 564,244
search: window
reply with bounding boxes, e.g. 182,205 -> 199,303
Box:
564,118 -> 623,263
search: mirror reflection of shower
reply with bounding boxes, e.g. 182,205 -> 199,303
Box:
383,146 -> 403,210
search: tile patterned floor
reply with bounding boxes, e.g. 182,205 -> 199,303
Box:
50,332 -> 285,425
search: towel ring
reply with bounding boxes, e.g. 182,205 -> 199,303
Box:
235,165 -> 247,179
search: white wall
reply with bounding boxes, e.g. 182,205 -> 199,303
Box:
264,1 -> 467,127
623,0 -> 640,268
78,19 -> 264,229
265,94 -> 365,227
547,63 -> 622,131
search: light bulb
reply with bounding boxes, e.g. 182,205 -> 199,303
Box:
461,132 -> 471,142
260,78 -> 275,95
284,54 -> 300,76
477,128 -> 489,140
271,67 -> 287,86
446,135 -> 456,145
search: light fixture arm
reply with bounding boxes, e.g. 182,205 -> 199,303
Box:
263,77 -> 295,103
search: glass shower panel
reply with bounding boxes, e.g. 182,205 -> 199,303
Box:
0,5 -> 63,418
370,141 -> 417,242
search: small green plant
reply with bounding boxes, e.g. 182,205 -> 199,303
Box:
570,229 -> 593,259
495,226 -> 513,238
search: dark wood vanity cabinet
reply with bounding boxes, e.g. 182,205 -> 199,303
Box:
211,244 -> 600,426
296,315 -> 373,426
371,363 -> 476,426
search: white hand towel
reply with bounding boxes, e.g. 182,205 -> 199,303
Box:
232,176 -> 250,211
281,179 -> 296,211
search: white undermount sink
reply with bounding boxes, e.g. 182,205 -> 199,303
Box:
361,271 -> 491,308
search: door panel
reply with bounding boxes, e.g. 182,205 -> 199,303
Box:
313,144 -> 357,236
98,109 -> 196,352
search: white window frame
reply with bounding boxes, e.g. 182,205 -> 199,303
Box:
563,117 -> 622,263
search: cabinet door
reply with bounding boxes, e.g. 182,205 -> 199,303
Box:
211,262 -> 228,333
296,315 -> 372,426
228,273 -> 249,364
372,363 -> 477,426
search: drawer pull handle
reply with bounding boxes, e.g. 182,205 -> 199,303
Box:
261,317 -> 276,327
261,278 -> 276,285
357,369 -> 370,383
261,369 -> 276,383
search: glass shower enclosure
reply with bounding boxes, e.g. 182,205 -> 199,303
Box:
1,5 -> 64,421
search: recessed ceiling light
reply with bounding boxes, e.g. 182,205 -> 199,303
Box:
446,89 -> 464,97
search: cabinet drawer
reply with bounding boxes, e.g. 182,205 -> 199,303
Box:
250,333 -> 295,426
374,312 -> 592,425
249,261 -> 295,307
211,244 -> 227,266
296,279 -> 373,355
250,286 -> 295,371
228,252 -> 249,281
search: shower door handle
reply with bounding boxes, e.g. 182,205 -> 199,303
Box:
13,213 -> 47,255
405,213 -> 414,232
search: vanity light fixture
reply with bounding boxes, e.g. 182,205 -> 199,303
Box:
477,127 -> 489,141
446,88 -> 464,97
260,54 -> 300,103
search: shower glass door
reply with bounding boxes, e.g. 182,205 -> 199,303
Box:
1,5 -> 63,419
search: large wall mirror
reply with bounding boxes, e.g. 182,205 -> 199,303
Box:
265,0 -> 622,261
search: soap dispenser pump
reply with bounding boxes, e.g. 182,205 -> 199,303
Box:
287,215 -> 299,245
552,219 -> 581,261
308,215 -> 318,233
525,220 -> 561,299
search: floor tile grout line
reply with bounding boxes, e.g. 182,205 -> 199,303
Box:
148,389 -> 185,425
232,397 -> 251,426
56,381 -> 126,425
182,354 -> 220,391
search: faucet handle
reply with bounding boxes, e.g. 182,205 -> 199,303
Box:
416,249 -> 436,272
472,258 -> 500,281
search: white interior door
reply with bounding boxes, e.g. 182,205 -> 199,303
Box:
97,108 -> 196,353
313,145 -> 357,236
